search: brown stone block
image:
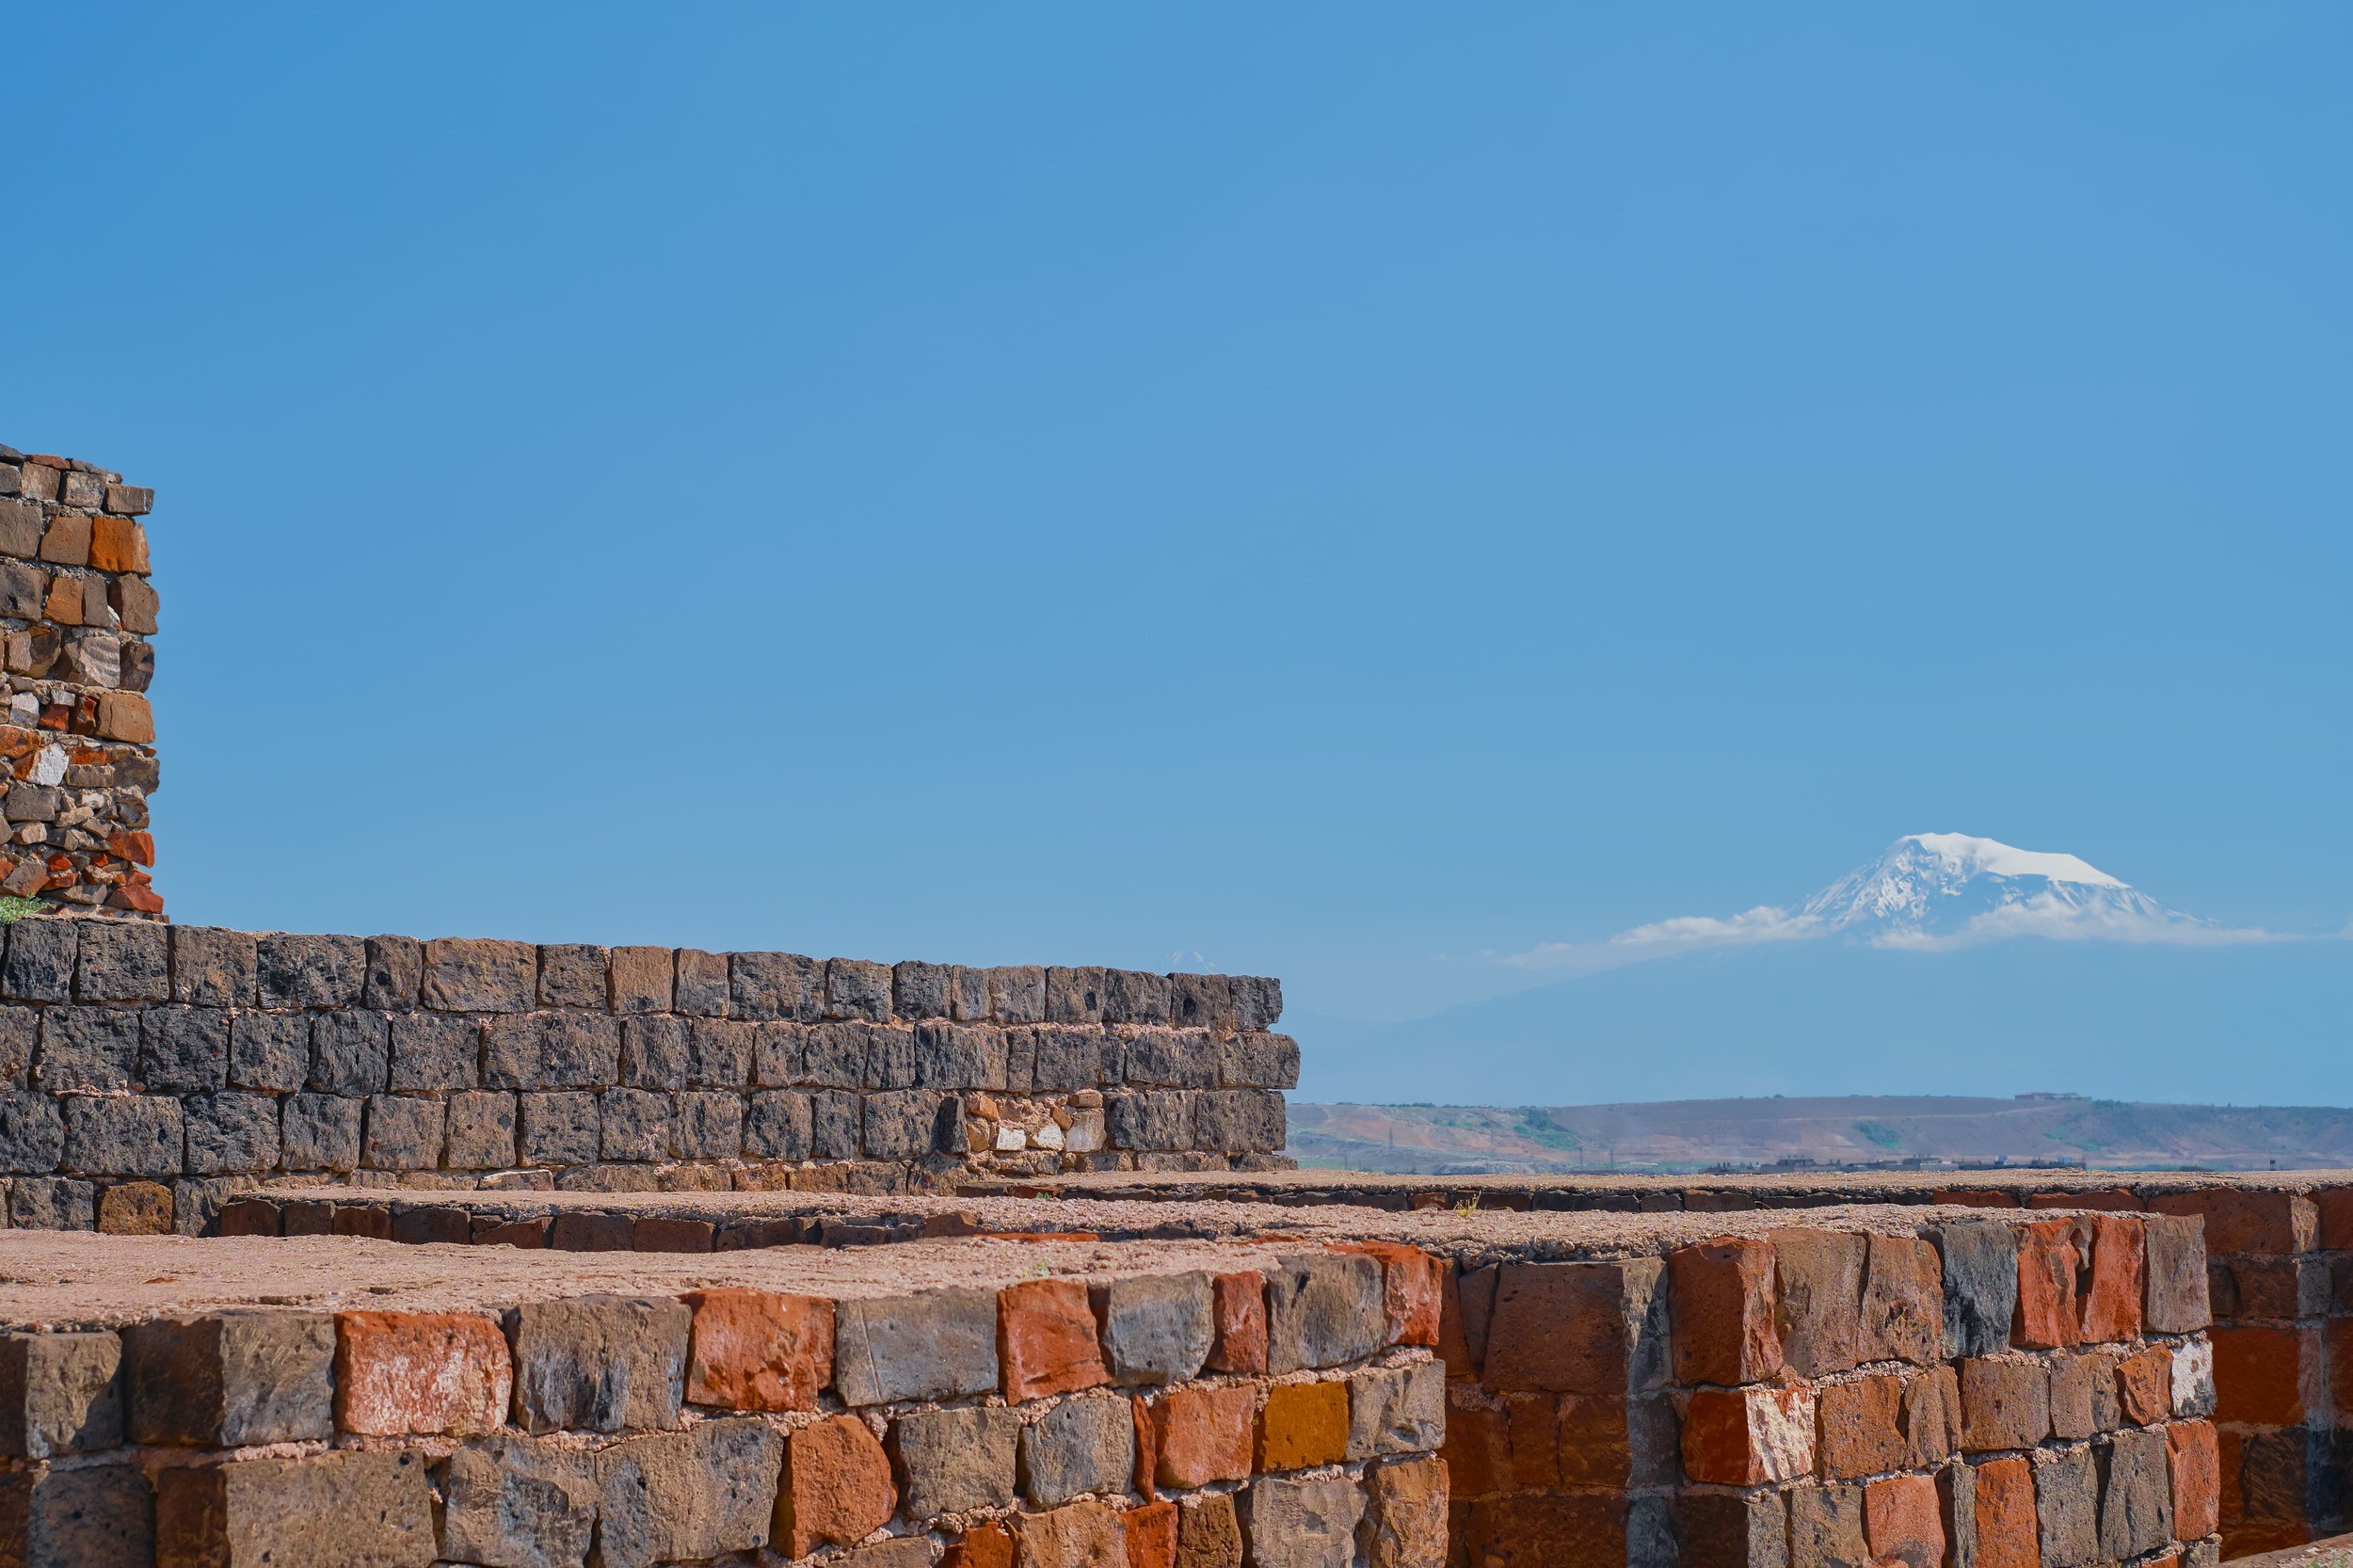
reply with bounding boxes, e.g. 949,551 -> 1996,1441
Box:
1864,1473 -> 1944,1568
1362,1455 -> 1448,1568
88,516 -> 147,574
776,1413 -> 896,1558
96,1180 -> 171,1234
93,693 -> 152,744
1973,1455 -> 2038,1568
1151,1384 -> 1255,1489
1860,1233 -> 1945,1364
1333,1240 -> 1444,1348
1207,1270 -> 1267,1373
1257,1380 -> 1349,1472
1127,1497 -> 1179,1568
2171,1418 -> 2220,1542
1466,1493 -> 1624,1568
1818,1372 -> 1907,1479
125,1311 -> 334,1447
948,1523 -> 1016,1568
1481,1257 -> 1665,1396
111,574 -> 159,633
608,945 -> 674,1012
1437,1398 -> 1509,1499
1681,1384 -> 1816,1484
37,515 -> 88,568
1177,1492 -> 1244,1568
1772,1228 -> 1865,1376
1668,1236 -> 1783,1386
999,1277 -> 1109,1401
2149,1190 -> 2315,1257
2211,1324 -> 2315,1425
2116,1345 -> 2172,1425
1961,1355 -> 2051,1452
683,1288 -> 833,1413
2144,1212 -> 2212,1334
155,1450 -> 433,1568
1017,1498 -> 1126,1568
333,1311 -> 509,1436
420,936 -> 536,1011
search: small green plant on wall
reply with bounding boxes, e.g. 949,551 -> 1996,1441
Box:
0,897 -> 49,924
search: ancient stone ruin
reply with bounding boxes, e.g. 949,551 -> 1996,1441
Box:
0,446 -> 2329,1566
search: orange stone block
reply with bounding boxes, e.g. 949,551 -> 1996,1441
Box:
1679,1384 -> 1815,1485
682,1288 -> 833,1413
1973,1455 -> 2039,1568
1668,1237 -> 1783,1386
1817,1374 -> 1907,1480
1257,1380 -> 1350,1471
947,1524 -> 1016,1568
2114,1345 -> 2171,1426
776,1414 -> 897,1557
1332,1241 -> 1444,1348
1123,1498 -> 1178,1568
2170,1419 -> 2220,1541
88,515 -> 149,575
1864,1473 -> 1945,1568
95,1182 -> 171,1236
333,1311 -> 511,1436
1151,1384 -> 1256,1489
1206,1271 -> 1267,1373
2012,1219 -> 2082,1350
1000,1278 -> 1110,1401
2077,1213 -> 2145,1343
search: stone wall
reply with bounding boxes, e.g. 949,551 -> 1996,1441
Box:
0,915 -> 1297,1225
0,442 -> 161,917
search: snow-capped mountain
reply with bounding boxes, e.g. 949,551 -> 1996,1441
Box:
1798,833 -> 2200,948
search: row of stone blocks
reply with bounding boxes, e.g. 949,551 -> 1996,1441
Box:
1433,1210 -> 2221,1568
0,1243 -> 1449,1568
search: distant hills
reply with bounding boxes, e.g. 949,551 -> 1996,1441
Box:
1288,1095 -> 2353,1176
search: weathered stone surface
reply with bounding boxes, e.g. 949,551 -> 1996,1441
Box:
2143,1213 -> 2211,1334
335,1310 -> 511,1436
673,1091 -> 744,1160
746,1090 -> 814,1160
1772,1229 -> 1865,1377
1266,1253 -> 1385,1374
1193,1089 -> 1287,1153
536,944 -> 608,1010
1036,1031 -> 1109,1094
1860,1234 -> 1945,1365
155,1450 -> 433,1568
2096,1426 -> 2171,1560
865,1026 -> 918,1090
0,1007 -> 30,1087
76,919 -> 168,1001
599,1087 -> 671,1161
62,1095 -> 181,1176
505,1295 -> 690,1433
1150,1384 -> 1257,1489
813,1089 -> 861,1159
1681,1384 -> 1817,1484
309,1009 -> 389,1096
895,1404 -> 1022,1516
1243,1472 -> 1366,1568
1675,1489 -> 1786,1568
915,1023 -> 1008,1090
606,946 -> 672,1013
257,933 -> 367,1008
421,937 -> 536,1012
2032,1444 -> 2098,1568
37,1006 -> 140,1091
1258,1379 -> 1349,1471
752,1021 -> 803,1085
0,1091 -> 64,1173
1094,1272 -> 1213,1385
1016,1499 -> 1125,1568
98,1180 -> 174,1235
281,1093 -> 361,1172
776,1413 -> 897,1557
228,1011 -> 305,1092
362,935 -> 423,1009
1935,1221 -> 2018,1359
1020,1394 -> 1136,1507
445,1090 -> 519,1168
999,1278 -> 1110,1401
1348,1361 -> 1446,1458
388,1012 -> 478,1090
362,1094 -> 443,1171
8,1176 -> 93,1230
440,1434 -> 599,1568
0,1464 -> 153,1568
2171,1336 -> 2215,1418
4,920 -> 76,1003
674,949 -> 730,1016
865,1088 -> 950,1160
1669,1237 -> 1783,1386
139,1005 -> 228,1091
520,1092 -> 601,1165
0,1330 -> 122,1457
804,1023 -> 865,1088
621,1016 -> 690,1089
730,951 -> 822,1022
125,1311 -> 334,1445
541,1013 -> 620,1088
683,1288 -> 832,1413
594,1418 -> 783,1568
183,1091 -> 280,1175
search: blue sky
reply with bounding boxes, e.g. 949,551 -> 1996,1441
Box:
5,9 -> 2347,1068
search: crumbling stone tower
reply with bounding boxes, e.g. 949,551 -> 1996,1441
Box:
0,442 -> 160,916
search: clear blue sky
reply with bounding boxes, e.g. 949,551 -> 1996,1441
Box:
7,9 -> 2347,1045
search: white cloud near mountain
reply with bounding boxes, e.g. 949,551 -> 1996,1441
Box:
1502,833 -> 2286,971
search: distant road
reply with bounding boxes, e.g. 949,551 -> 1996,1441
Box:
1287,1096 -> 2353,1175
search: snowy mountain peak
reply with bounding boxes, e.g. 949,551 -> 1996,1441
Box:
1800,834 -> 2176,946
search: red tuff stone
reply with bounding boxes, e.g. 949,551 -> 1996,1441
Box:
1679,1385 -> 1815,1485
1332,1241 -> 1444,1348
2211,1324 -> 2314,1425
776,1414 -> 896,1557
2148,1190 -> 2315,1256
1439,1400 -> 1512,1499
2114,1345 -> 2171,1425
1151,1384 -> 1256,1489
1973,1456 -> 2039,1568
2012,1219 -> 2081,1350
2077,1213 -> 2145,1343
88,515 -> 149,574
1864,1474 -> 1945,1568
334,1311 -> 511,1436
2330,1321 -> 2353,1419
110,883 -> 166,915
948,1524 -> 1016,1568
1503,1394 -> 1559,1489
1124,1498 -> 1178,1568
2313,1186 -> 2353,1252
1483,1260 -> 1649,1394
1131,1395 -> 1158,1499
1667,1237 -> 1783,1386
632,1217 -> 714,1253
1207,1271 -> 1267,1373
1817,1374 -> 1907,1480
105,830 -> 154,866
999,1278 -> 1110,1401
683,1288 -> 834,1413
2169,1419 -> 2220,1541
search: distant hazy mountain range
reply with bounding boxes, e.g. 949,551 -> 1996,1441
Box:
1288,1096 -> 2353,1176
1297,834 -> 2348,1106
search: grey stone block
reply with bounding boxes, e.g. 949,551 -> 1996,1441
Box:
537,944 -> 609,1011
824,958 -> 892,1021
1093,1273 -> 1212,1385
362,934 -> 423,1009
363,1096 -> 444,1171
864,1090 -> 950,1160
1104,969 -> 1171,1026
1217,1031 -> 1301,1090
2033,1445 -> 2099,1568
685,1019 -> 752,1088
1045,967 -> 1107,1024
0,1006 -> 30,1087
389,1012 -> 478,1091
0,1092 -> 63,1173
1266,1254 -> 1385,1374
445,1091 -> 519,1169
832,1288 -> 999,1406
731,951 -> 823,1022
506,1295 -> 690,1433
139,1005 -> 229,1092
892,960 -> 953,1021
543,1013 -> 620,1089
421,937 -> 537,1012
0,1331 -> 122,1457
621,1016 -> 688,1089
599,1088 -> 671,1161
2145,1213 -> 2211,1334
986,965 -> 1046,1024
1243,1472 -> 1364,1568
1018,1395 -> 1134,1507
1231,975 -> 1283,1033
893,1405 -> 1021,1517
673,949 -> 730,1016
1937,1222 -> 2019,1358
440,1435 -> 598,1568
673,1092 -> 744,1160
802,1022 -> 865,1088
35,1006 -> 139,1092
125,1310 -> 334,1445
1194,1089 -> 1285,1153
153,1449 -> 430,1568
308,1010 -> 389,1096
752,1021 -> 803,1086
8,1177 -> 93,1230
865,1026 -> 917,1089
484,1014 -> 543,1089
0,1464 -> 152,1567
75,919 -> 168,1002
172,1177 -> 248,1239
1787,1483 -> 1865,1568
811,1090 -> 860,1160
171,926 -> 258,1008
3,920 -> 76,1003
1347,1362 -> 1445,1458
1169,973 -> 1234,1034
1674,1490 -> 1787,1568
280,1094 -> 361,1173
744,1091 -> 813,1160
256,933 -> 366,1008
1108,1089 -> 1193,1152
1002,1029 -> 1038,1094
593,1418 -> 782,1568
183,1093 -> 280,1176
949,966 -> 989,1022
914,1023 -> 1007,1090
2097,1427 -> 2172,1560
228,1011 -> 306,1092
1033,1028 -> 1107,1093
1123,1030 -> 1217,1088
520,1093 -> 601,1165
62,1096 -> 181,1176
